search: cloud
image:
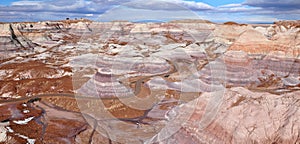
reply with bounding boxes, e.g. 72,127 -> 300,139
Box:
92,0 -> 213,11
91,0 -> 131,5
0,0 -> 110,21
96,0 -> 212,22
98,5 -> 202,22
213,1 -> 300,22
0,0 -> 213,22
109,0 -> 213,11
11,1 -> 42,6
165,0 -> 213,10
217,3 -> 262,13
245,0 -> 300,10
7,0 -> 105,13
242,0 -> 300,21
219,3 -> 243,8
0,0 -> 298,23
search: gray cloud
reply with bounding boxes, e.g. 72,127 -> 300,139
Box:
0,0 -> 298,23
0,0 -> 110,21
6,0 -> 107,13
245,0 -> 300,10
0,0 -> 213,22
241,0 -> 300,21
207,0 -> 300,21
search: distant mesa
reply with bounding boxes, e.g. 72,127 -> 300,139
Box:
224,21 -> 247,26
133,19 -> 164,23
57,18 -> 92,24
111,20 -> 131,23
169,19 -> 214,24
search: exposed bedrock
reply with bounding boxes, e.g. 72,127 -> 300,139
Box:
158,87 -> 300,144
0,20 -> 299,143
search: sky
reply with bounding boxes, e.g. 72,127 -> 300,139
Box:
0,0 -> 299,23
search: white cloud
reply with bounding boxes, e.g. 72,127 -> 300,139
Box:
219,3 -> 243,8
11,1 -> 42,6
197,12 -> 280,23
217,4 -> 262,13
245,16 -> 279,23
85,14 -> 94,17
98,5 -> 202,22
0,0 -> 298,23
121,0 -> 213,11
172,0 -> 214,10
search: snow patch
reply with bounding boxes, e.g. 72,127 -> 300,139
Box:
13,117 -> 34,125
15,133 -> 36,144
0,122 -> 9,142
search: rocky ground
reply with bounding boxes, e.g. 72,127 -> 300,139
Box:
0,19 -> 299,143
